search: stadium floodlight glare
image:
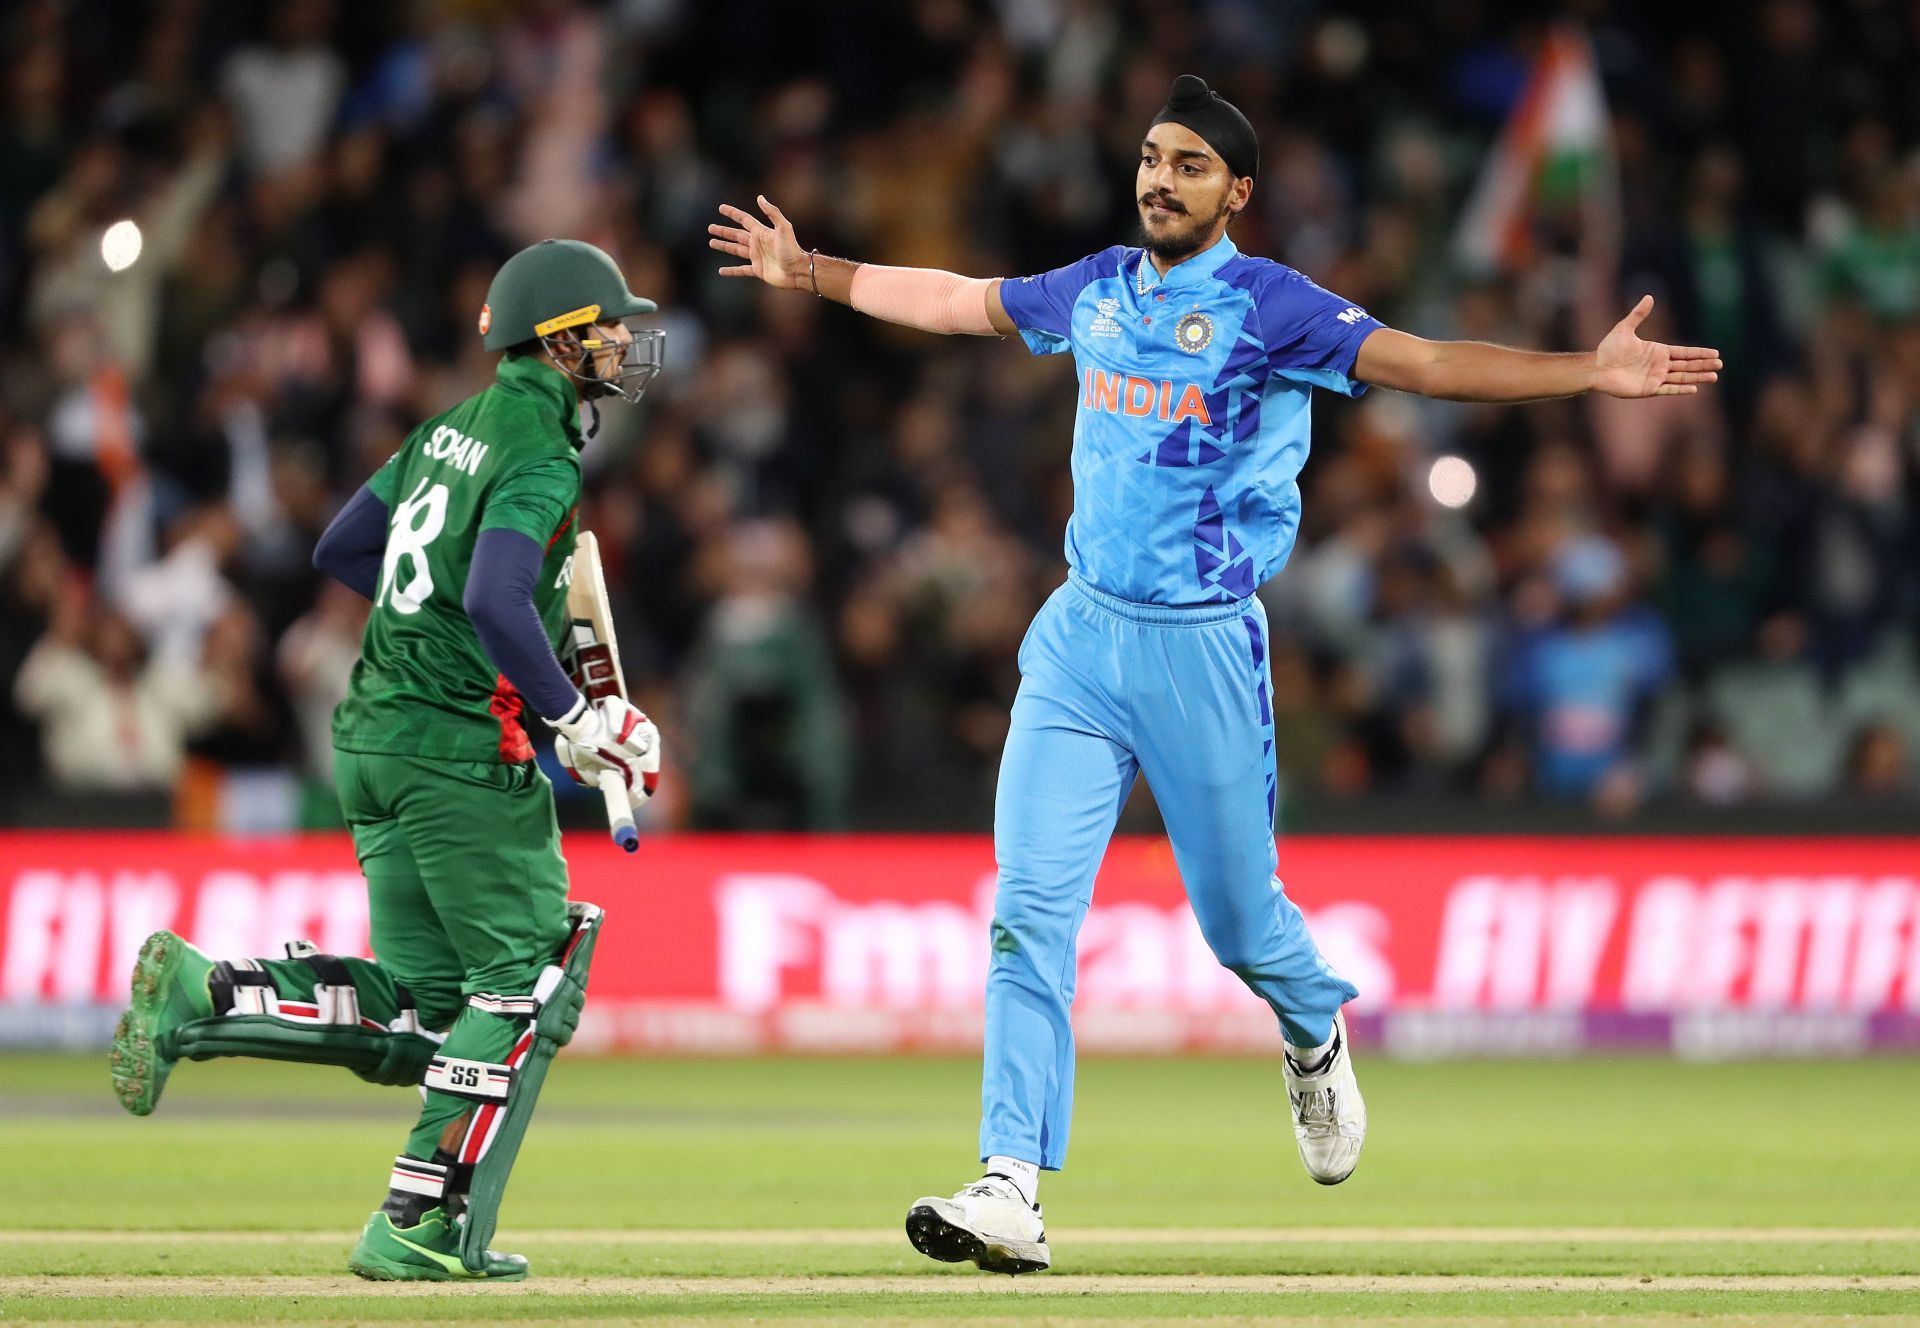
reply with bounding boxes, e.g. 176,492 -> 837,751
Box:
101,219 -> 143,272
1428,455 -> 1477,509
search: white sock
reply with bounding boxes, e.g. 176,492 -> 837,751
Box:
1286,1027 -> 1340,1074
984,1155 -> 1039,1206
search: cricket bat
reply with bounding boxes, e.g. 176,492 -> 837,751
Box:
565,531 -> 640,853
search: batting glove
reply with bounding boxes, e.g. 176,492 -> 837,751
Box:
552,694 -> 662,808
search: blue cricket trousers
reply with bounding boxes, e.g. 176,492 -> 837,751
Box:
980,574 -> 1358,1170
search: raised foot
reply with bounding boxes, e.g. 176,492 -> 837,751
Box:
1285,1009 -> 1367,1185
109,932 -> 191,1116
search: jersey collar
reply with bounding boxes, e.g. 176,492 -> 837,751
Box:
1136,233 -> 1239,295
495,356 -> 584,449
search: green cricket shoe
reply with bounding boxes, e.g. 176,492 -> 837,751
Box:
349,1209 -> 530,1281
109,930 -> 215,1116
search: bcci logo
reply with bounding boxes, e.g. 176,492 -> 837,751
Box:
1174,311 -> 1213,354
477,303 -> 492,336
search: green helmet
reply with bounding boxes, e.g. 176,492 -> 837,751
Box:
478,239 -> 658,351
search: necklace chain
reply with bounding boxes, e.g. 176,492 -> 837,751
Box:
1135,254 -> 1156,297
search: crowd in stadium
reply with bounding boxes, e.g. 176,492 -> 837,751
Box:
2,0 -> 1918,830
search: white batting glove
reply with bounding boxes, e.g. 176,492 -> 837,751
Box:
552,694 -> 662,808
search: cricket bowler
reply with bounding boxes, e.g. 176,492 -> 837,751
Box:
108,239 -> 667,1281
711,75 -> 1720,1273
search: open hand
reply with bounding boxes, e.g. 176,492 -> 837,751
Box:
1593,295 -> 1722,398
709,195 -> 808,290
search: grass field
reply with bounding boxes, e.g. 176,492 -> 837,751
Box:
4,1051 -> 1919,1324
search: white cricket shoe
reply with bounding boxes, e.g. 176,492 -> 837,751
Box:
905,1176 -> 1050,1274
1284,1009 -> 1366,1184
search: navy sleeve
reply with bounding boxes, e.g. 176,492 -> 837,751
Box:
312,484 -> 389,600
1257,266 -> 1384,397
997,246 -> 1126,356
465,527 -> 582,724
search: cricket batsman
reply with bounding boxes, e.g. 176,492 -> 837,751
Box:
108,239 -> 668,1281
711,75 -> 1720,1273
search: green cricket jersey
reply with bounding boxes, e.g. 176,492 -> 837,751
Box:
332,356 -> 582,763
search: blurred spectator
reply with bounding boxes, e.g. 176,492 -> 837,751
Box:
221,0 -> 345,175
115,505 -> 240,666
176,604 -> 299,832
1843,721 -> 1914,800
1705,612 -> 1839,798
25,106 -> 229,381
1802,423 -> 1909,681
684,519 -> 849,830
277,580 -> 367,791
1626,144 -> 1786,419
0,419 -> 49,574
1268,640 -> 1341,803
0,517 -> 65,784
1504,536 -> 1673,805
13,593 -> 214,791
1652,440 -> 1775,682
1819,168 -> 1920,325
1679,718 -> 1759,806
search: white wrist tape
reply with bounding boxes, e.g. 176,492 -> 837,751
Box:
549,692 -> 590,733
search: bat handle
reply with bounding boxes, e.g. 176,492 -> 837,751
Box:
596,770 -> 638,853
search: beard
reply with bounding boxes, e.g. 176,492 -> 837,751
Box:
1137,197 -> 1229,261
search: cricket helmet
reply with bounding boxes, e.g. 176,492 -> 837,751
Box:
479,238 -> 658,351
481,238 -> 665,405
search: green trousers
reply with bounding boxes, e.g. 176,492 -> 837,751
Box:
274,750 -> 573,1158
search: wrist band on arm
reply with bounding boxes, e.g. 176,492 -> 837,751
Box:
808,249 -> 819,296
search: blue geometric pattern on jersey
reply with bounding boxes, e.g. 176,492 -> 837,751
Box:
999,235 -> 1383,605
1194,486 -> 1255,600
1240,614 -> 1277,823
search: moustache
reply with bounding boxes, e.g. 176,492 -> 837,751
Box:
1140,193 -> 1187,214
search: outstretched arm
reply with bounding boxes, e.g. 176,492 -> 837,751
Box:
1354,296 -> 1721,402
710,195 -> 1018,336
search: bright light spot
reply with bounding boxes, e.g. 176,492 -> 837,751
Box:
101,219 -> 143,272
1428,455 -> 1477,509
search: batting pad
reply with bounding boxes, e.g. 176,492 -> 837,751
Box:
454,900 -> 602,1272
166,947 -> 441,1086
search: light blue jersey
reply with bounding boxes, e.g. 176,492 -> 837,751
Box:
998,235 -> 1383,605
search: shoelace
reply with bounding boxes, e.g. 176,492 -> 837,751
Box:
1292,1086 -> 1338,1135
